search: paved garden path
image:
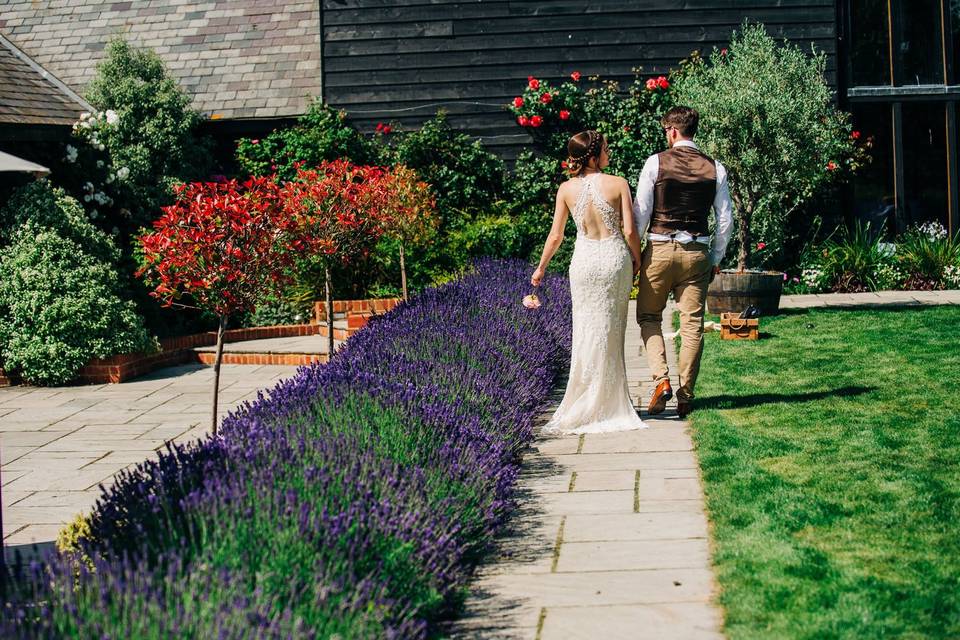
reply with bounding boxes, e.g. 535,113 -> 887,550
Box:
0,363 -> 298,561
451,301 -> 723,640
779,289 -> 960,309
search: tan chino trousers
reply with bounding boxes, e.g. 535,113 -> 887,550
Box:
636,240 -> 712,402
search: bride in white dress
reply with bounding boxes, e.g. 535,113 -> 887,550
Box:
531,130 -> 649,435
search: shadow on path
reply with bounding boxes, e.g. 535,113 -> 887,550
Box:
697,385 -> 875,411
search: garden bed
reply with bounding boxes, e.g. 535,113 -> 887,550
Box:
1,260 -> 572,638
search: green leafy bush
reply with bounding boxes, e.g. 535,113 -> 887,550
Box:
0,180 -> 119,265
0,228 -> 155,385
236,101 -> 382,181
674,23 -> 866,269
896,222 -> 960,290
64,39 -> 212,235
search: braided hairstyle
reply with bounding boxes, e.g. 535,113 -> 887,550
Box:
565,130 -> 603,177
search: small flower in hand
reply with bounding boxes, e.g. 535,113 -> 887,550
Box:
522,294 -> 541,309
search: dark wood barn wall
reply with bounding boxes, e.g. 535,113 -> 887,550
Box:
321,1 -> 838,160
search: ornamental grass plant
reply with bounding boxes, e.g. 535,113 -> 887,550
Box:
1,259 -> 572,639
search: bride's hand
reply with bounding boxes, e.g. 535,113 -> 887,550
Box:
632,255 -> 641,277
531,267 -> 545,287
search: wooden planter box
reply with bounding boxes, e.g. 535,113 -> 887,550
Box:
720,313 -> 759,340
708,271 -> 784,316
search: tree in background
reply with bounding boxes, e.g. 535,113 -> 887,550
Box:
379,165 -> 438,300
236,101 -> 382,181
674,23 -> 867,270
138,177 -> 294,435
65,38 -> 212,237
282,160 -> 393,354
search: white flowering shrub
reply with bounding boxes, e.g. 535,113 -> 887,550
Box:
60,39 -> 211,236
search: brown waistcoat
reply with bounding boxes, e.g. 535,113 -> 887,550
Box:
650,145 -> 717,237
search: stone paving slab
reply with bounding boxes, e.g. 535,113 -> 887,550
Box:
0,363 -> 298,559
779,290 -> 960,310
449,301 -> 724,639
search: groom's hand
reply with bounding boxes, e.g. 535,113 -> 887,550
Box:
710,266 -> 721,283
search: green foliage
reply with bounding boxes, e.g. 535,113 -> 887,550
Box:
674,23 -> 862,269
0,229 -> 156,385
507,71 -> 676,180
71,38 -> 212,233
895,222 -> 960,289
692,306 -> 960,638
236,101 -> 382,181
0,180 -> 119,265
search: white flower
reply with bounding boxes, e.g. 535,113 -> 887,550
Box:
80,112 -> 90,120
96,159 -> 104,168
105,109 -> 118,125
106,173 -> 115,184
64,145 -> 78,163
83,194 -> 92,202
97,143 -> 105,151
90,209 -> 98,219
917,221 -> 948,242
116,167 -> 130,180
83,181 -> 95,192
945,265 -> 960,289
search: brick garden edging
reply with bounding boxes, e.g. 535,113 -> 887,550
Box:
314,298 -> 401,338
78,324 -> 322,384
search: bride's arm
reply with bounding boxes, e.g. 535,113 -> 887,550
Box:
620,179 -> 642,274
531,188 -> 569,286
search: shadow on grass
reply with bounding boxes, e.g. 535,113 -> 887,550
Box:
698,385 -> 875,411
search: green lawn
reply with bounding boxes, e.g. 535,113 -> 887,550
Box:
691,306 -> 960,639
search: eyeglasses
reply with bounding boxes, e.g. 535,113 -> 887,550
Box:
662,126 -> 676,134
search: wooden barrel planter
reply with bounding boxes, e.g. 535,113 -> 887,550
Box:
707,270 -> 785,316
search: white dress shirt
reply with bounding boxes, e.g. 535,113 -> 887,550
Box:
633,140 -> 734,266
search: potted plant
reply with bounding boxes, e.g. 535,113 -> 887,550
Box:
675,23 -> 864,314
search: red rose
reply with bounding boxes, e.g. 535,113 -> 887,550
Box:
513,96 -> 524,108
559,110 -> 570,121
657,76 -> 670,90
528,76 -> 540,90
571,71 -> 581,82
851,130 -> 861,140
540,92 -> 553,104
826,161 -> 838,171
645,78 -> 658,91
720,48 -> 728,56
623,126 -> 631,132
251,139 -> 259,144
757,242 -> 767,250
375,123 -> 384,132
530,115 -> 543,127
382,125 -> 392,134
517,115 -> 530,127
561,160 -> 568,169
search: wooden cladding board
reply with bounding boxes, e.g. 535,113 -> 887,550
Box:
321,1 -> 838,159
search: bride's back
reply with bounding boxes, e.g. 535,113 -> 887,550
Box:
562,173 -> 623,240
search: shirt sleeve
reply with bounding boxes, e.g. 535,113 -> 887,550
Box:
633,154 -> 658,238
712,161 -> 734,266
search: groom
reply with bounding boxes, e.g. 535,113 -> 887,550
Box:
633,106 -> 733,419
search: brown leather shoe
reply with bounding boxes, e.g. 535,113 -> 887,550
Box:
647,379 -> 673,415
677,399 -> 692,420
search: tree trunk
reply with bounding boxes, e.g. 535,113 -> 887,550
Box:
324,264 -> 335,357
399,243 -> 408,302
210,314 -> 227,437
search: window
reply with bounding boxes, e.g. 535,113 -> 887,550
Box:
897,0 -> 945,85
849,0 -> 892,86
850,104 -> 897,235
900,103 -> 949,230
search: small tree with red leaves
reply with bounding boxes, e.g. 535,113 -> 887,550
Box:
138,176 -> 294,434
380,165 -> 437,301
282,159 -> 393,354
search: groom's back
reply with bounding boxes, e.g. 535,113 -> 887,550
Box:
651,146 -> 717,237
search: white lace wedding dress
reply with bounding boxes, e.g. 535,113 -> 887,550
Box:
543,173 -> 649,435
